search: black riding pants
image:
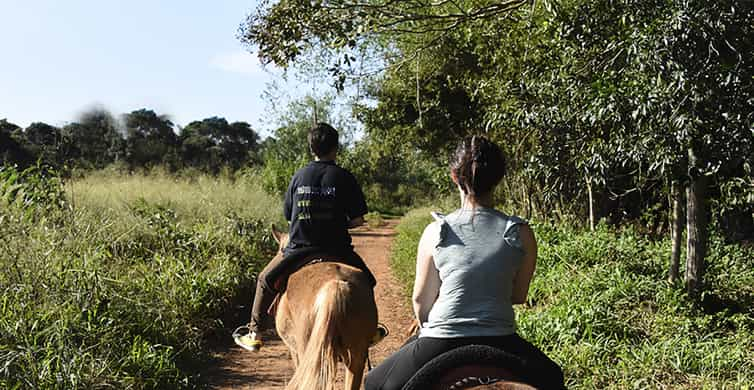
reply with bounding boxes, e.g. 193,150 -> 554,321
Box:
364,334 -> 565,390
248,246 -> 376,333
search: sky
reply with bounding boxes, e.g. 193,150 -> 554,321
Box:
0,0 -> 289,136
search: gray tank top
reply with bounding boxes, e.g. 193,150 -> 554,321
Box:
419,207 -> 526,338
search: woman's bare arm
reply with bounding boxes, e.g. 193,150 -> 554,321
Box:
412,222 -> 442,324
512,224 -> 537,304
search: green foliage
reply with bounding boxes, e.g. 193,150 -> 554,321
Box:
0,163 -> 68,222
0,171 -> 280,389
123,109 -> 180,170
260,153 -> 306,196
239,0 -> 529,82
0,119 -> 33,168
20,122 -> 69,167
389,208 -> 434,299
390,211 -> 754,388
339,136 -> 450,215
180,117 -> 260,173
3,109 -> 263,176
64,107 -> 125,169
364,211 -> 385,229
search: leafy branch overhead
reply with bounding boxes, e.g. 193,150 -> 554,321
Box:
239,0 -> 530,68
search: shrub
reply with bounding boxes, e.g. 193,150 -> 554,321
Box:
0,163 -> 68,221
0,171 -> 280,389
364,211 -> 385,229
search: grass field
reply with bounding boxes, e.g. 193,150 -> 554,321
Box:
1,168 -> 281,389
391,208 -> 754,389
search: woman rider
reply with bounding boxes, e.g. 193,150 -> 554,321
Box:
364,136 -> 565,390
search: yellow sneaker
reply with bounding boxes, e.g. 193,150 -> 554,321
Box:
370,323 -> 389,346
232,326 -> 263,352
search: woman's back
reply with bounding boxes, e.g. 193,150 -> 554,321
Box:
421,207 -> 526,338
364,135 -> 564,390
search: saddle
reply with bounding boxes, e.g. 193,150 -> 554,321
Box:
268,253 -> 346,316
402,345 -> 535,390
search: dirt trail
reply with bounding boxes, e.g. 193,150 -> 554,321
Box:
204,219 -> 414,389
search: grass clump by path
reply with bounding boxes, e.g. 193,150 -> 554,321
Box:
365,211 -> 386,229
1,167 -> 281,389
391,209 -> 754,389
389,207 -> 434,297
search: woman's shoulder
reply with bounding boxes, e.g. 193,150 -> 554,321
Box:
423,213 -> 444,235
483,208 -> 528,225
482,210 -> 530,247
416,217 -> 443,252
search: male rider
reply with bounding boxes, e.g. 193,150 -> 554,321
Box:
234,122 -> 383,352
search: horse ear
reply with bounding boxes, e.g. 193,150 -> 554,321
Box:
271,223 -> 285,244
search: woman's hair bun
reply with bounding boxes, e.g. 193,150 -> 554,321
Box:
451,135 -> 506,197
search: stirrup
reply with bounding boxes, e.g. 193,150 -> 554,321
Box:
370,323 -> 389,347
232,325 -> 264,352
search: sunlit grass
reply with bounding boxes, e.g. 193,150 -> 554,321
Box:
1,169 -> 281,389
68,169 -> 284,225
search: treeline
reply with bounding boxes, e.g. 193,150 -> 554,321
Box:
0,108 -> 261,173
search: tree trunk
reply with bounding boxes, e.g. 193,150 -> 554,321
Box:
528,186 -> 534,220
685,175 -> 708,295
523,185 -> 532,220
586,177 -> 595,231
669,181 -> 683,283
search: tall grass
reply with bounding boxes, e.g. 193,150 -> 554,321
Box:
1,168 -> 280,389
391,208 -> 754,389
69,168 -> 283,225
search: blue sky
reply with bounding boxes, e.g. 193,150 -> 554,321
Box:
0,0 -> 286,135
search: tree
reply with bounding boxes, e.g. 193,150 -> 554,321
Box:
64,107 -> 125,168
0,119 -> 33,167
359,0 -> 754,295
259,94 -> 344,194
180,117 -> 261,172
21,122 -> 69,167
240,0 -> 529,71
179,121 -> 221,172
122,109 -> 178,169
227,121 -> 261,166
560,0 -> 754,293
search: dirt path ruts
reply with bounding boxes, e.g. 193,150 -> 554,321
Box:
204,220 -> 414,389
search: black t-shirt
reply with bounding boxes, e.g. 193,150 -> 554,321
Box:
284,160 -> 368,252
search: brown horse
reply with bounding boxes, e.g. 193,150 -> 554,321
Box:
271,227 -> 378,390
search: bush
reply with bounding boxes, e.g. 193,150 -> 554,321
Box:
0,171 -> 280,389
339,138 -> 450,216
390,208 -> 435,298
0,163 -> 68,222
364,211 -> 385,229
260,156 -> 307,196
